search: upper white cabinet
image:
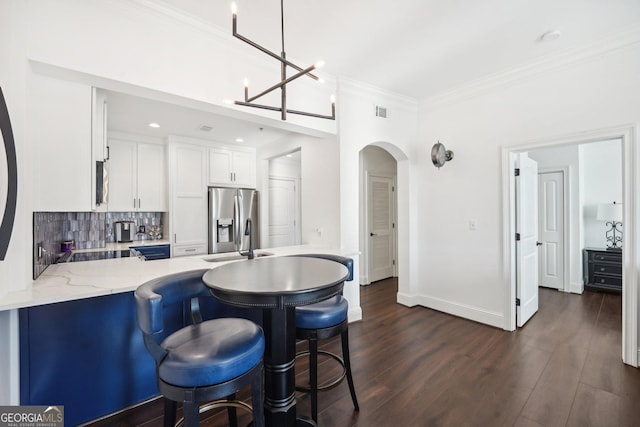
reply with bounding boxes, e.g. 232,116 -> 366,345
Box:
107,138 -> 166,211
209,147 -> 256,188
168,141 -> 208,256
30,73 -> 93,211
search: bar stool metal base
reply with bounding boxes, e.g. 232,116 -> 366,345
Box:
295,321 -> 359,422
174,400 -> 254,427
295,349 -> 347,391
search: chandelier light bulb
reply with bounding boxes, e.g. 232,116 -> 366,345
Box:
243,78 -> 249,87
231,2 -> 238,15
330,95 -> 336,104
314,60 -> 325,69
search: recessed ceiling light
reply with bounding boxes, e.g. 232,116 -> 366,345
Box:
148,122 -> 160,128
235,138 -> 244,143
539,30 -> 561,43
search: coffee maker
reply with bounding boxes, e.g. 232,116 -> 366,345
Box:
114,220 -> 135,243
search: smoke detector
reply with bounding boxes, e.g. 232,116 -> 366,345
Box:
539,30 -> 561,43
199,125 -> 214,132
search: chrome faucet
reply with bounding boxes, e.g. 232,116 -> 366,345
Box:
240,218 -> 254,260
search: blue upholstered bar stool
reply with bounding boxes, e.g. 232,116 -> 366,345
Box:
293,254 -> 359,422
135,269 -> 265,427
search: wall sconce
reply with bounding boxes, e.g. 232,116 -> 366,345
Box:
596,201 -> 623,251
431,141 -> 454,169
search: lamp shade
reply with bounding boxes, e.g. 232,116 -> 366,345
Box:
597,202 -> 623,222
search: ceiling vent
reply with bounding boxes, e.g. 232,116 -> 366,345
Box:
199,125 -> 214,132
375,105 -> 388,118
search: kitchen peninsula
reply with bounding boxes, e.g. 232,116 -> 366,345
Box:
8,246 -> 358,426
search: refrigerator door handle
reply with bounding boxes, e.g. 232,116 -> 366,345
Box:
234,194 -> 240,249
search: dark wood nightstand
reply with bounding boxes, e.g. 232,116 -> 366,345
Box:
583,248 -> 622,292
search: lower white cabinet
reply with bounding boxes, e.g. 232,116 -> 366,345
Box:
169,140 -> 208,256
173,245 -> 207,257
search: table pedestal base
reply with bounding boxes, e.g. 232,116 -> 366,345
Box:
263,307 -> 313,426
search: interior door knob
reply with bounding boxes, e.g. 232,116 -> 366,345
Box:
370,232 -> 376,237
536,241 -> 543,246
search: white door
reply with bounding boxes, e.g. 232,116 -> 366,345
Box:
516,153 -> 539,327
268,178 -> 297,247
538,171 -> 564,290
368,175 -> 394,282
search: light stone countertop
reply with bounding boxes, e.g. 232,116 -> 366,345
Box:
0,245 -> 356,311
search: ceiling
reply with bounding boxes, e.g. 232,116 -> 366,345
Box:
105,90 -> 290,147
107,0 -> 640,145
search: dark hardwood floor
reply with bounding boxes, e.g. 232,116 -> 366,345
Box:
86,279 -> 640,426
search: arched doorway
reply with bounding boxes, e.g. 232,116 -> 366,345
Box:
360,145 -> 397,284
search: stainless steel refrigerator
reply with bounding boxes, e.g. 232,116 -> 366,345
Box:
208,187 -> 260,254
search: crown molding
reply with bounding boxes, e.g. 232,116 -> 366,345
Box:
111,0 -> 229,40
422,24 -> 640,110
338,76 -> 419,112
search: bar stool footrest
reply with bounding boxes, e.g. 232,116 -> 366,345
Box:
295,349 -> 346,391
174,399 -> 253,427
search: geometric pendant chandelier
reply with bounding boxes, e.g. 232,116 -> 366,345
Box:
231,0 -> 335,120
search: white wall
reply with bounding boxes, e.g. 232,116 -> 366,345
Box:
580,139 -> 623,248
416,40 -> 640,333
338,78 -> 419,301
257,135 -> 340,249
269,154 -> 301,180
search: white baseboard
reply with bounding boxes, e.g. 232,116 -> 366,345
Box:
397,293 -> 504,329
348,306 -> 363,323
568,281 -> 584,294
397,292 -> 418,307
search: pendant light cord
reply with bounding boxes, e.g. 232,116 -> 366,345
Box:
281,0 -> 285,53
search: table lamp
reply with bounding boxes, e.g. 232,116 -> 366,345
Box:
597,201 -> 623,251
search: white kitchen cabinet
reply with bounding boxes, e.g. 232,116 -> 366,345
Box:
30,73 -> 93,211
209,147 -> 256,188
169,141 -> 208,256
107,138 -> 166,211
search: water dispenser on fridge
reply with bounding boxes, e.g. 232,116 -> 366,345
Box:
208,187 -> 259,254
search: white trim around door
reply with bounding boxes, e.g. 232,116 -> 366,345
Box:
502,124 -> 638,367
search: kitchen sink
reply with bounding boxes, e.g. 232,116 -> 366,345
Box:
203,252 -> 273,262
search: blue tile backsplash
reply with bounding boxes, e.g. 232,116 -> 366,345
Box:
33,211 -> 164,279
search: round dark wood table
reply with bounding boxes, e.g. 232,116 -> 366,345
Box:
202,256 -> 349,427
